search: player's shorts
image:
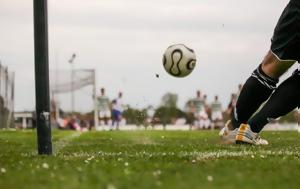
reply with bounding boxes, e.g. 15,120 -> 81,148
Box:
99,110 -> 111,118
198,119 -> 211,129
112,109 -> 121,121
194,111 -> 208,119
211,111 -> 223,121
271,0 -> 300,62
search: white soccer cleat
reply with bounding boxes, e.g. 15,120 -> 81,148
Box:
235,124 -> 268,145
219,120 -> 238,144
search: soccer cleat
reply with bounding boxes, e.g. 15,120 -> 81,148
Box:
235,124 -> 268,145
219,120 -> 238,144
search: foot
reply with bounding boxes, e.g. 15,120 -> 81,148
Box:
235,124 -> 268,145
219,120 -> 238,144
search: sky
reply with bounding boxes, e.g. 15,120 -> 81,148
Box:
0,0 -> 297,112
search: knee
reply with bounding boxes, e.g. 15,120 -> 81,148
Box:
261,51 -> 296,79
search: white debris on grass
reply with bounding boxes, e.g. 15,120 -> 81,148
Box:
84,155 -> 95,164
1,168 -> 6,173
87,156 -> 95,161
207,175 -> 213,182
42,163 -> 49,169
117,157 -> 123,162
153,170 -> 162,177
107,183 -> 117,189
57,149 -> 300,161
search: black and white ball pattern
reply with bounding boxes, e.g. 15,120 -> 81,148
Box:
163,44 -> 196,77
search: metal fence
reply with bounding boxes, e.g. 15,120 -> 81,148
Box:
0,63 -> 14,128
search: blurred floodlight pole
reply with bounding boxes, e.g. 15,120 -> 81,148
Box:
69,54 -> 76,113
33,0 -> 52,154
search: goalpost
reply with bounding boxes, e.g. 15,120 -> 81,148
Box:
33,1 -> 99,155
34,0 -> 52,155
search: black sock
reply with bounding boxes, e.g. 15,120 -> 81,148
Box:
232,64 -> 279,129
249,73 -> 300,133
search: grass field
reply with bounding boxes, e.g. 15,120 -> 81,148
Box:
1,130 -> 300,189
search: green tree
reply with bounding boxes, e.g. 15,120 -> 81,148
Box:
154,93 -> 186,125
122,107 -> 147,126
161,93 -> 178,108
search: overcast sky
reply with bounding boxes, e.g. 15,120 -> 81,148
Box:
1,0 -> 297,112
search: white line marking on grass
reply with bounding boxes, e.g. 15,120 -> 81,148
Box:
54,132 -> 82,154
60,149 -> 300,160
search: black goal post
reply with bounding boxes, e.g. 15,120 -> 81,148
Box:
33,0 -> 52,155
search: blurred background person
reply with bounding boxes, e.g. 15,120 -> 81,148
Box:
97,88 -> 111,129
227,93 -> 238,119
110,92 -> 123,130
210,95 -> 223,129
190,90 -> 210,129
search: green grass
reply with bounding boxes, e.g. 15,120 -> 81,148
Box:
1,130 -> 300,189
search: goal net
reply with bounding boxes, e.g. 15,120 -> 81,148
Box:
49,69 -> 98,127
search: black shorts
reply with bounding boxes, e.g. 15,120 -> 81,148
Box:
271,0 -> 300,62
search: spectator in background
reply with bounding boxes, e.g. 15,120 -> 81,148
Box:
110,92 -> 123,130
184,99 -> 196,130
201,94 -> 211,129
203,94 -> 208,103
97,88 -> 111,127
227,93 -> 237,118
57,115 -> 80,131
190,90 -> 210,129
210,95 -> 223,129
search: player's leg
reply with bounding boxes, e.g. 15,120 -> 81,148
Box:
104,110 -> 111,125
194,113 -> 200,128
214,111 -> 223,129
99,111 -> 104,126
221,0 -> 299,144
236,71 -> 300,145
231,0 -> 299,129
110,110 -> 116,130
248,72 -> 300,133
211,112 -> 216,129
198,119 -> 204,129
116,111 -> 121,130
219,59 -> 281,143
231,52 -> 295,129
103,115 -> 108,126
205,119 -> 211,130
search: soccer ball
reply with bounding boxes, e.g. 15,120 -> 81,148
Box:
163,44 -> 196,77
